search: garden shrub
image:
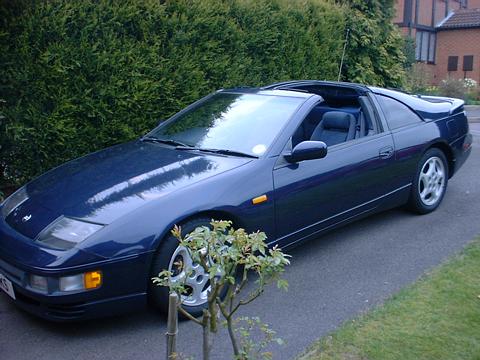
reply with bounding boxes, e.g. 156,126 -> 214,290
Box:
403,63 -> 435,94
0,0 -> 405,186
439,77 -> 478,100
336,0 -> 406,87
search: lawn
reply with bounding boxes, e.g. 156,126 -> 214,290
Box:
298,238 -> 480,360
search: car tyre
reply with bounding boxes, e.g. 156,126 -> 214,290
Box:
408,148 -> 448,214
149,217 -> 214,318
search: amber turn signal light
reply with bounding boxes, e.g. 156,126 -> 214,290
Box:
84,271 -> 102,289
252,194 -> 268,205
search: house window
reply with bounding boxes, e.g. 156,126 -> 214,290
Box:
448,56 -> 458,71
463,55 -> 474,71
415,31 -> 436,63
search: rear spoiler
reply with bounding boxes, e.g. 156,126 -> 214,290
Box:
414,95 -> 465,115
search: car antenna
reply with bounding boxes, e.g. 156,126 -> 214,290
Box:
337,28 -> 350,82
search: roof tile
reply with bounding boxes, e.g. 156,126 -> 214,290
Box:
437,8 -> 480,29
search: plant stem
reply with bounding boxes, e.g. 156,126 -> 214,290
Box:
177,304 -> 202,326
202,309 -> 211,360
217,286 -> 240,357
208,281 -> 221,332
226,315 -> 240,357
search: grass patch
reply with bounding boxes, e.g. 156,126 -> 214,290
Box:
466,100 -> 480,105
298,238 -> 480,360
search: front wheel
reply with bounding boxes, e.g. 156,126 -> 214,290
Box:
408,148 -> 448,214
149,217 -> 212,317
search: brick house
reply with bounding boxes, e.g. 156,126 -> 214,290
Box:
436,9 -> 480,83
394,0 -> 480,85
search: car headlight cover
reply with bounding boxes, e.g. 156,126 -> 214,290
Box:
59,271 -> 102,292
1,187 -> 29,218
30,274 -> 48,292
59,274 -> 84,291
37,217 -> 103,250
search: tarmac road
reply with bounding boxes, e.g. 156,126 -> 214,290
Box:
1,136 -> 479,360
466,105 -> 480,122
470,122 -> 480,136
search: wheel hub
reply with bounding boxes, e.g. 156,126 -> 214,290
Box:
167,246 -> 210,307
418,156 -> 445,206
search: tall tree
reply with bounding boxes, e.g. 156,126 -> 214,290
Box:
337,0 -> 406,87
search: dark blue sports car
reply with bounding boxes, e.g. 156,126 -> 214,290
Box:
0,81 -> 472,321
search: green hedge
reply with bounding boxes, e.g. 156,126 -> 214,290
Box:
338,0 -> 407,86
0,0 -> 405,186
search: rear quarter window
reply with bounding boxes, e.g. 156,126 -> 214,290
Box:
376,95 -> 423,130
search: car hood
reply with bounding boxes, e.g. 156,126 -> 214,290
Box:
7,141 -> 251,239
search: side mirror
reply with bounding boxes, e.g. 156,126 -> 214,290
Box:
285,141 -> 328,163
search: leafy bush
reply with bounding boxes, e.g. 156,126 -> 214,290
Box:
402,36 -> 416,70
336,0 -> 406,87
438,77 -> 479,100
153,220 -> 290,359
463,78 -> 478,90
403,63 -> 435,94
0,0 -> 406,186
0,0 -> 344,185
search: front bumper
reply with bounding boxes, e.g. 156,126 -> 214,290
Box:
0,217 -> 154,321
0,255 -> 151,321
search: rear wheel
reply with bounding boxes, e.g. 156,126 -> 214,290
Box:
149,217 -> 212,317
408,148 -> 448,214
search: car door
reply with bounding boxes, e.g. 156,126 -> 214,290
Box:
272,101 -> 398,248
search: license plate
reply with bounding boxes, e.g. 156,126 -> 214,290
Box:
0,272 -> 16,300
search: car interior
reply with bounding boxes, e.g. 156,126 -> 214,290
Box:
277,85 -> 379,148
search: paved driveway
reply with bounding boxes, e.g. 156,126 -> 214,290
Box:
466,105 -> 480,121
1,137 -> 479,360
470,122 -> 480,136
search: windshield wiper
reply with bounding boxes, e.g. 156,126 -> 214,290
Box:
176,146 -> 258,159
143,138 -> 258,158
141,136 -> 191,148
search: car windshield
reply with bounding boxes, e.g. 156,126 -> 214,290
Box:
148,93 -> 304,157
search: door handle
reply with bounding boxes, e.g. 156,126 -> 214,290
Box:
379,146 -> 394,159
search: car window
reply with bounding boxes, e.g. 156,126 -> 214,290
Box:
149,93 -> 304,157
376,95 -> 423,130
358,95 -> 381,135
291,101 -> 378,148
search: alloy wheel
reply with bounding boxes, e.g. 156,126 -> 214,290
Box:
168,246 -> 210,307
418,156 -> 445,206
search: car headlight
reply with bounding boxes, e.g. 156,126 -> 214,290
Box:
37,217 -> 104,250
30,274 -> 48,292
1,187 -> 29,218
59,271 -> 103,292
29,271 -> 102,293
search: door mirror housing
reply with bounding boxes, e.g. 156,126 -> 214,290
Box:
285,141 -> 328,163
